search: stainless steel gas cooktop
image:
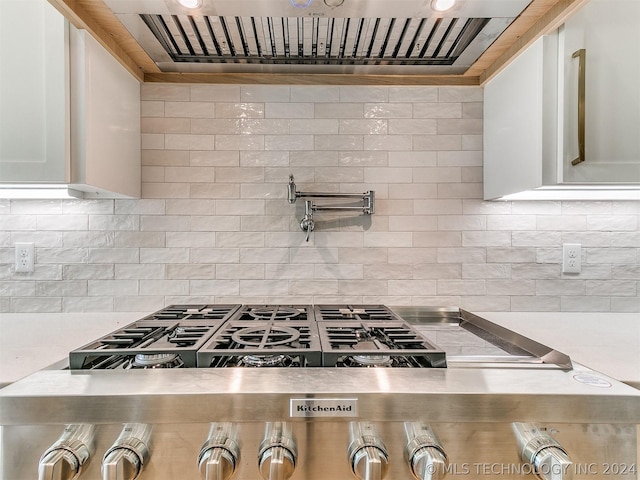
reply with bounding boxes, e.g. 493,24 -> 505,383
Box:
67,304 -> 571,371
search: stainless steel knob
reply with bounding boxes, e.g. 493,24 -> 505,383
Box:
512,422 -> 573,480
404,423 -> 448,480
102,424 -> 152,480
38,424 -> 95,480
258,423 -> 297,480
198,423 -> 240,480
348,422 -> 389,480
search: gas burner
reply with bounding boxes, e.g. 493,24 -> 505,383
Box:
231,326 -> 301,347
248,306 -> 302,321
240,354 -> 293,367
128,353 -> 184,369
350,355 -> 393,367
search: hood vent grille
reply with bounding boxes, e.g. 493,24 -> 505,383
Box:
140,14 -> 490,66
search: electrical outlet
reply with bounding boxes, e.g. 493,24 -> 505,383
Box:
15,242 -> 35,273
562,243 -> 581,274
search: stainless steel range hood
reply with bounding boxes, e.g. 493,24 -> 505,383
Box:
103,0 -> 532,75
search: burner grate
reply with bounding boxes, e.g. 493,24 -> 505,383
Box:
69,320 -> 226,369
319,321 -> 446,367
197,321 -> 322,367
231,304 -> 313,322
142,304 -> 241,321
314,304 -> 401,322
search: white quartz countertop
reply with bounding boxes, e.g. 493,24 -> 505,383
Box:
1,311 -> 638,387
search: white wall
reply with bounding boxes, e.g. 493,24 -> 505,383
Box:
0,84 -> 638,313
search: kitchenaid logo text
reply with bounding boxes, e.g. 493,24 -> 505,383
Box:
290,399 -> 358,417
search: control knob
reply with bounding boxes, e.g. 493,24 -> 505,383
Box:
512,422 -> 573,480
198,423 -> 240,480
258,423 -> 297,480
348,422 -> 389,480
38,424 -> 95,480
404,423 -> 448,480
102,424 -> 152,480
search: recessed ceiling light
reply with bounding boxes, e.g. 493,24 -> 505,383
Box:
431,0 -> 456,12
177,0 -> 202,9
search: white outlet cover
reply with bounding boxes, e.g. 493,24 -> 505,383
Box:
562,243 -> 581,274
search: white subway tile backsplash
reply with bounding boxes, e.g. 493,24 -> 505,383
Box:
10,200 -> 61,215
190,85 -> 241,102
587,247 -> 637,264
141,84 -> 189,101
215,103 -> 265,119
217,264 -> 265,279
315,103 -> 364,119
190,280 -> 240,296
166,264 -> 216,279
388,87 -> 438,103
1,84 -> 635,313
165,101 -> 214,118
64,264 -> 114,280
88,280 -> 139,296
290,86 -> 340,103
536,279 -> 585,295
587,215 -> 638,231
216,135 -> 264,151
88,248 -> 139,264
140,280 -> 189,295
315,135 -> 363,151
486,279 -> 535,295
115,264 -> 164,280
339,86 -> 388,103
266,135 -> 314,151
339,280 -> 388,296
511,295 -> 561,311
241,85 -> 290,102
266,103 -> 314,119
165,134 -> 215,151
63,232 -> 114,248
413,103 -> 461,119
364,135 -> 412,151
191,150 -> 240,167
586,280 -> 637,296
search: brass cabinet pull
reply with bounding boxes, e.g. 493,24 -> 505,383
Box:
571,48 -> 586,166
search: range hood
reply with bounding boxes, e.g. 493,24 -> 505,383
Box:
103,0 -> 532,75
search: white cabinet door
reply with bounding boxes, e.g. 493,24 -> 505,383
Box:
0,0 -> 68,183
561,0 -> 640,183
483,38 -> 552,200
69,28 -> 140,198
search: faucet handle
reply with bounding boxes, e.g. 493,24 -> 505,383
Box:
300,200 -> 315,242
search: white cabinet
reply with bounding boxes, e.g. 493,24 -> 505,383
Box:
483,0 -> 640,200
0,0 -> 140,198
0,0 -> 68,183
483,37 -> 558,200
560,0 -> 640,184
69,28 -> 140,198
